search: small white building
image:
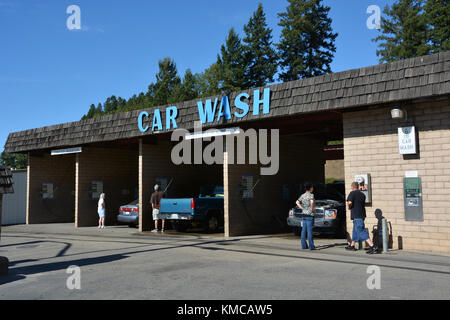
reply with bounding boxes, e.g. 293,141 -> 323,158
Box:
1,170 -> 26,225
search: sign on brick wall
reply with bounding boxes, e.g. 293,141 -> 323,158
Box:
398,126 -> 417,155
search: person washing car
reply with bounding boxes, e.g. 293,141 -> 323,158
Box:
150,184 -> 165,232
346,182 -> 377,254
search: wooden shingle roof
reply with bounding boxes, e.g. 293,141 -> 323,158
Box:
0,167 -> 14,194
4,51 -> 450,153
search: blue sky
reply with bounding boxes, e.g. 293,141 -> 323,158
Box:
0,0 -> 394,152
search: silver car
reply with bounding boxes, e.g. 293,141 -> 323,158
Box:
117,199 -> 139,227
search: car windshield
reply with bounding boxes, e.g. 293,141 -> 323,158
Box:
199,185 -> 224,198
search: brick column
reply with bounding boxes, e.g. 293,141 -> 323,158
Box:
343,101 -> 450,254
26,152 -> 30,225
139,139 -> 151,232
75,153 -> 80,228
223,151 -> 229,237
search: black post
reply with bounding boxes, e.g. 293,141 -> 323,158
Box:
0,166 -> 14,276
0,193 -> 9,275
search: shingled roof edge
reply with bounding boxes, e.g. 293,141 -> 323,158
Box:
4,51 -> 450,153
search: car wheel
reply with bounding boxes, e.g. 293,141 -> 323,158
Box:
171,221 -> 189,232
204,212 -> 219,233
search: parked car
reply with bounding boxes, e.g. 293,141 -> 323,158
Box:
159,185 -> 224,233
117,199 -> 139,227
287,183 -> 346,236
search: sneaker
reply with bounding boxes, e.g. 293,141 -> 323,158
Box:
98,226 -> 101,229
151,229 -> 158,233
161,229 -> 164,232
366,246 -> 378,254
345,245 -> 356,251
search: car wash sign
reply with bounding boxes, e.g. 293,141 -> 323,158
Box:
398,126 -> 417,155
137,88 -> 271,133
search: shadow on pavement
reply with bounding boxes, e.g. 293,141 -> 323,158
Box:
1,253 -> 129,286
315,242 -> 348,250
2,231 -> 449,288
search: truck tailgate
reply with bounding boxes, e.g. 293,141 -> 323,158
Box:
159,198 -> 194,219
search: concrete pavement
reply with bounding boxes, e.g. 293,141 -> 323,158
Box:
0,224 -> 449,299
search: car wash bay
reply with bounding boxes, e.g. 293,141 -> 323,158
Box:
26,140 -> 140,228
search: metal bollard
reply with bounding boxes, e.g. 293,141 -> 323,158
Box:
382,218 -> 388,253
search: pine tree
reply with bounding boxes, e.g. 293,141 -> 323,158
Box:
243,3 -> 278,88
169,69 -> 201,104
95,103 -> 103,116
198,63 -> 222,98
374,0 -> 429,63
217,28 -> 247,94
277,0 -> 338,81
103,95 -> 119,114
425,0 -> 450,53
86,104 -> 96,118
153,57 -> 181,106
0,152 -> 27,169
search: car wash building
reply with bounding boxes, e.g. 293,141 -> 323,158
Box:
4,51 -> 450,254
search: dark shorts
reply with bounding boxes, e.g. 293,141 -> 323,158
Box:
352,218 -> 369,242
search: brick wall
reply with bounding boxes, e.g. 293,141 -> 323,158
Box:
225,134 -> 326,236
343,98 -> 450,254
325,160 -> 345,181
76,146 -> 138,227
27,153 -> 75,224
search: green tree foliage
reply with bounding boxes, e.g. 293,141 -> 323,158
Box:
243,3 -> 278,88
0,152 -> 27,169
103,95 -> 126,114
425,0 -> 450,52
277,0 -> 338,81
95,103 -> 103,115
198,63 -> 222,98
80,1 -> 338,120
216,28 -> 247,94
81,104 -> 96,120
374,0 -> 429,63
168,69 -> 202,104
153,57 -> 182,106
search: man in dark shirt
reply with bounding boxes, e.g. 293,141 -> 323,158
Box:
150,184 -> 165,232
346,182 -> 377,254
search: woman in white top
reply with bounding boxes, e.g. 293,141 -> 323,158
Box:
98,193 -> 106,229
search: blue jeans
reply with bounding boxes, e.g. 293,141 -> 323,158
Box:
352,218 -> 370,242
301,217 -> 315,250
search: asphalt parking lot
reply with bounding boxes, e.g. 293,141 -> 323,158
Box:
0,224 -> 449,300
